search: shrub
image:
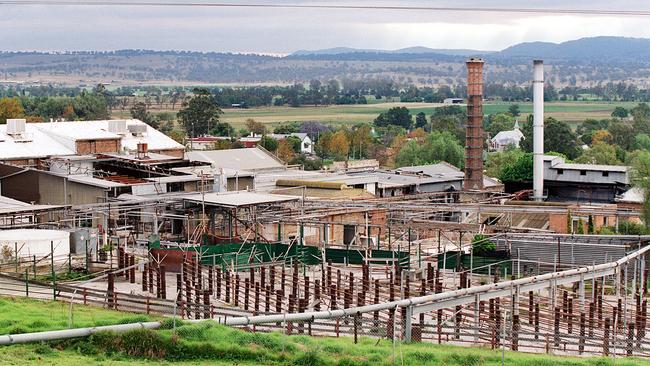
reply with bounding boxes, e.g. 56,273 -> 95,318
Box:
472,234 -> 496,256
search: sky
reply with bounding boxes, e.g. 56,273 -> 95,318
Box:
2,0 -> 650,53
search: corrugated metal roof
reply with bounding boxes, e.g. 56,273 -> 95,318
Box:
395,162 -> 464,177
144,175 -> 201,184
0,124 -> 75,160
186,147 -> 285,171
182,191 -> 298,208
34,120 -> 184,152
67,174 -> 126,188
171,166 -> 254,178
553,162 -> 628,172
0,196 -> 29,209
617,187 -> 643,203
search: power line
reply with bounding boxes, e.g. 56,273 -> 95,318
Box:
1,1 -> 650,17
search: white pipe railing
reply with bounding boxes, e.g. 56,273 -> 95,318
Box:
0,243 -> 648,345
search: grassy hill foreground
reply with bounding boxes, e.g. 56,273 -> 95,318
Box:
0,296 -> 648,366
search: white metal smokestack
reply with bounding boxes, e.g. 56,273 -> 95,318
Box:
533,60 -> 544,201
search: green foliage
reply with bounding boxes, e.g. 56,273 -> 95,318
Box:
274,123 -> 299,134
499,153 -> 533,183
471,234 -> 496,256
631,150 -> 650,226
484,112 -> 514,137
521,116 -> 580,159
3,297 -> 650,366
374,106 -> 412,129
485,148 -> 525,179
395,140 -> 426,167
286,135 -> 303,153
574,142 -> 621,165
414,112 -> 427,129
289,154 -> 323,171
634,134 -> 650,151
508,104 -> 520,117
576,218 -> 585,234
430,105 -> 465,141
395,131 -> 464,168
599,221 -> 650,235
260,135 -> 279,151
211,121 -> 234,137
72,91 -> 110,120
129,101 -> 159,129
588,215 -> 594,234
611,106 -> 629,118
177,88 -> 223,137
608,119 -> 636,151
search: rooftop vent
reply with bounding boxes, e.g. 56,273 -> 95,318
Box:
6,119 -> 26,136
128,124 -> 147,136
108,120 -> 127,135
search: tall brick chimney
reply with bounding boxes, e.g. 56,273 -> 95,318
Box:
464,58 -> 485,190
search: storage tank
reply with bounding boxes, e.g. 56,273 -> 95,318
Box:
0,229 -> 70,259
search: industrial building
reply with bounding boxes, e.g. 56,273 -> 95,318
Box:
0,58 -> 649,361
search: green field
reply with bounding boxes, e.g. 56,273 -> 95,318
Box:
219,101 -> 638,130
1,297 -> 649,365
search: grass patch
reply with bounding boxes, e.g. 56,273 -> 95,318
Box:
0,297 -> 649,365
0,296 -> 159,334
218,101 -> 638,129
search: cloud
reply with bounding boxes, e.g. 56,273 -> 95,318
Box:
1,1 -> 650,52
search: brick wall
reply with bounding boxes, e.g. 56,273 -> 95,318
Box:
76,139 -> 120,154
154,149 -> 185,158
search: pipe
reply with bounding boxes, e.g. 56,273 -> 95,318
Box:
0,322 -> 161,345
3,242 -> 648,344
533,60 -> 544,201
221,242 -> 650,326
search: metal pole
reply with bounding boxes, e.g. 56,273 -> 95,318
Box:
501,309 -> 506,366
51,241 -> 56,300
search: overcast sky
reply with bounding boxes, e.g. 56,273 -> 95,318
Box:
2,0 -> 650,53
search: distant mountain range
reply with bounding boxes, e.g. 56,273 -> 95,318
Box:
291,46 -> 490,57
3,36 -> 650,86
292,36 -> 650,62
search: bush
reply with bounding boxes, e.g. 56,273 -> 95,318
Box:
472,234 -> 496,256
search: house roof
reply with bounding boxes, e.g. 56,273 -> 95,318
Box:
617,187 -> 643,204
186,147 -> 285,171
0,124 -> 75,160
33,119 -> 184,153
492,129 -> 524,145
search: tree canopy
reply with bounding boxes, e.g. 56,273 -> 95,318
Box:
177,88 -> 223,137
521,116 -> 580,159
374,107 -> 412,129
395,131 -> 464,168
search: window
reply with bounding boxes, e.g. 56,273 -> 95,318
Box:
557,169 -> 564,175
580,170 -> 587,176
602,171 -> 609,177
